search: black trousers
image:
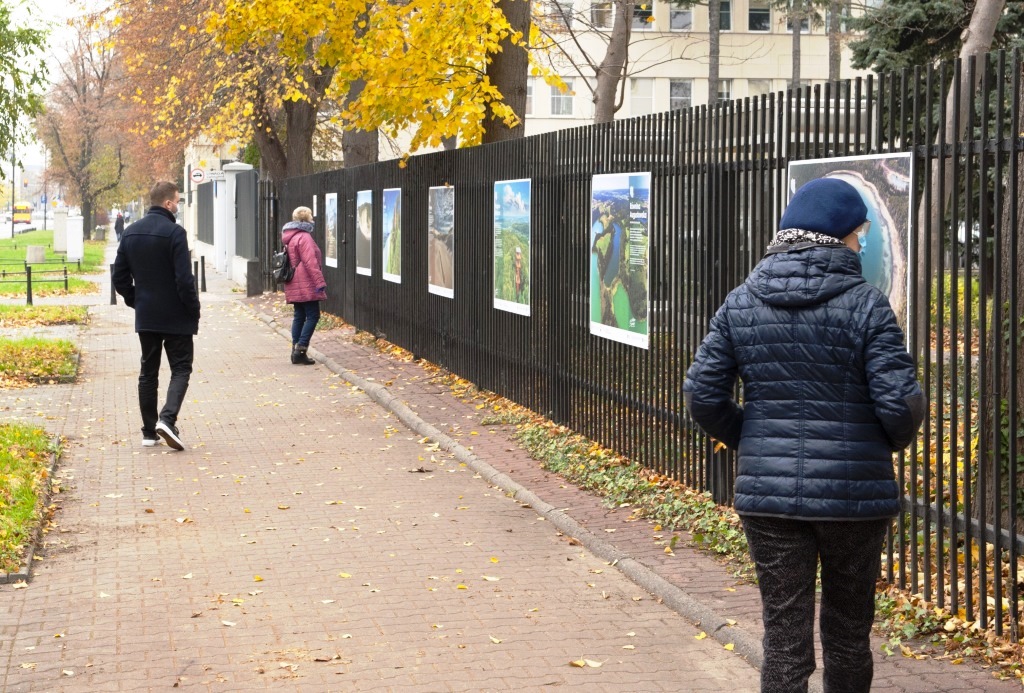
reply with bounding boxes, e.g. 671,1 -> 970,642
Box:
741,515 -> 889,693
137,332 -> 194,435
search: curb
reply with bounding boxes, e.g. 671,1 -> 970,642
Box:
0,441 -> 61,584
252,307 -> 775,677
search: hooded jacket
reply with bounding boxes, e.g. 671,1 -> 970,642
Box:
112,206 -> 200,335
683,242 -> 925,520
281,221 -> 327,304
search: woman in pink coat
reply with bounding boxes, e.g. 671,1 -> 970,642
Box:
281,206 -> 327,364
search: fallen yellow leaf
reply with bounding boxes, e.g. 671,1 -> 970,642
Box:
489,635 -> 502,644
724,643 -> 735,651
253,575 -> 263,582
338,572 -> 352,579
695,631 -> 708,640
569,659 -> 586,668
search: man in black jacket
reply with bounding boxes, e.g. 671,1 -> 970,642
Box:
684,177 -> 925,693
113,182 -> 200,451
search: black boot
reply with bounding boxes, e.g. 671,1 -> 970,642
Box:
291,345 -> 315,365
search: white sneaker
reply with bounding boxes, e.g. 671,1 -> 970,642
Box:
142,436 -> 159,447
155,421 -> 184,451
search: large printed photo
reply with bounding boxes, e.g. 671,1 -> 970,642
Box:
787,154 -> 913,329
589,172 -> 651,349
427,185 -> 455,298
493,179 -> 531,316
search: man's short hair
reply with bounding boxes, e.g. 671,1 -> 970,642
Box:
150,181 -> 179,206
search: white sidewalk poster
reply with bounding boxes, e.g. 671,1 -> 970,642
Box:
324,192 -> 338,269
787,153 -> 913,330
493,179 -> 531,316
427,185 -> 455,298
589,172 -> 651,349
382,188 -> 402,283
356,190 -> 372,277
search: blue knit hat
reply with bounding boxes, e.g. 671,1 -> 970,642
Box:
780,178 -> 868,240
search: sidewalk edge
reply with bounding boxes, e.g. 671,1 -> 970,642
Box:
253,309 -> 767,675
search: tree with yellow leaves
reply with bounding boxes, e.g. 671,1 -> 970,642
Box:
112,0 -> 535,178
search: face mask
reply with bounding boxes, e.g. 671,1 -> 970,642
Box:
856,221 -> 870,259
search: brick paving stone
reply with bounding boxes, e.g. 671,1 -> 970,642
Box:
0,252 -> 760,692
0,247 -> 1018,692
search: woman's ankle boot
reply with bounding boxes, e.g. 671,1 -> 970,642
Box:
292,345 -> 315,365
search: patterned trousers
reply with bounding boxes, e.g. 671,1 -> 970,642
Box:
741,516 -> 889,693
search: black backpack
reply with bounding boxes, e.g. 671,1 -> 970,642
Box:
272,244 -> 294,283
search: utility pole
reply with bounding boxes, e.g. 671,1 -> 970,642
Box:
9,142 -> 14,239
42,147 -> 47,231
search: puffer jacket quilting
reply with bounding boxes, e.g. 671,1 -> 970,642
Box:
683,243 -> 925,520
281,222 -> 326,304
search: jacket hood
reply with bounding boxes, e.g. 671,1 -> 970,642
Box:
745,244 -> 866,308
283,220 -> 314,234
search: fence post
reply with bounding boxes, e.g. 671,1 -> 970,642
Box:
200,256 -> 207,292
109,264 -> 116,305
64,266 -> 68,292
193,260 -> 198,283
25,265 -> 32,306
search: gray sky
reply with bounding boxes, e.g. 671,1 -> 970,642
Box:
13,0 -> 106,166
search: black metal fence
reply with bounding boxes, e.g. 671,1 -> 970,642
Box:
277,50 -> 1023,635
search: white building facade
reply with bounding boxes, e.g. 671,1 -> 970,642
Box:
524,0 -> 870,134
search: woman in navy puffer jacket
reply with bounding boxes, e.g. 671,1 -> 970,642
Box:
684,177 -> 925,693
281,206 -> 327,365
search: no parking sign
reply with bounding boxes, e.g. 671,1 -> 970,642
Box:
190,168 -> 206,184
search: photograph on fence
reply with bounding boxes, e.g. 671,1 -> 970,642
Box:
787,154 -> 913,329
381,188 -> 402,284
427,185 -> 455,298
312,194 -> 317,218
324,192 -> 338,269
493,179 -> 531,316
356,190 -> 372,277
589,172 -> 651,349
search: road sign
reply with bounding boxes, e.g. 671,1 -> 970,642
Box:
190,168 -> 206,184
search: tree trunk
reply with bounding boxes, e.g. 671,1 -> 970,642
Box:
914,0 -> 1004,357
284,98 -> 317,178
708,0 -> 720,103
827,0 -> 842,83
81,197 -> 93,241
482,0 -> 529,143
593,0 -> 633,123
341,83 -> 380,167
791,0 -> 802,88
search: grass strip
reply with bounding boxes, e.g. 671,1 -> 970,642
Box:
0,305 -> 88,327
0,423 -> 57,574
0,337 -> 78,382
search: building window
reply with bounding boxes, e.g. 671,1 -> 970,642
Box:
591,0 -> 613,28
551,78 -> 575,116
717,79 -> 732,102
670,6 -> 693,30
825,4 -> 848,32
669,79 -> 693,110
748,79 -> 772,98
748,0 -> 770,31
786,2 -> 810,33
525,78 -> 534,116
630,78 -> 654,116
547,0 -> 574,31
632,2 -> 653,30
720,1 -> 732,31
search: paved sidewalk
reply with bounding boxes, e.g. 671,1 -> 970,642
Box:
0,258 -> 758,690
1,250 -> 1017,691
